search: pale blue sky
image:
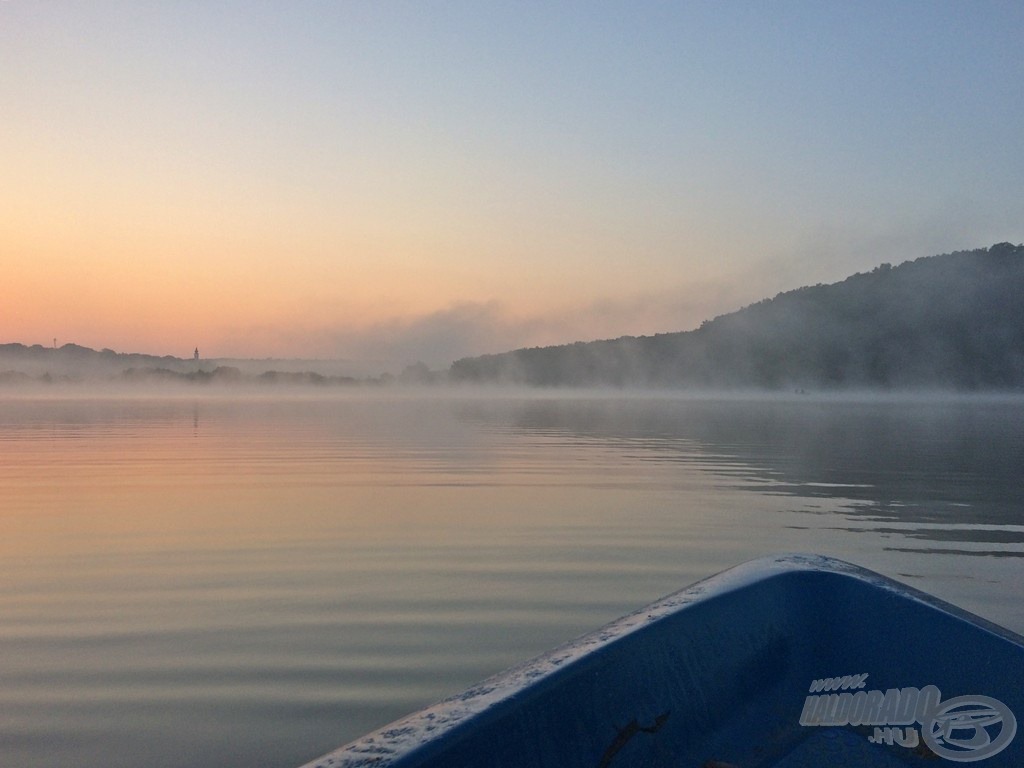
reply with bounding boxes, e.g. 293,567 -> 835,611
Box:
3,2 -> 1022,365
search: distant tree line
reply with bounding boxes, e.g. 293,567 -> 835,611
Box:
449,243 -> 1024,390
0,344 -> 384,387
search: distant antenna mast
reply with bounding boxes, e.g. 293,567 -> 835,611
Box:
53,338 -> 57,349
194,347 -> 200,361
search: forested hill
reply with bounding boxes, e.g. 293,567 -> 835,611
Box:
450,243 -> 1024,390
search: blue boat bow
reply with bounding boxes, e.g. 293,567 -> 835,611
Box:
299,554 -> 1024,767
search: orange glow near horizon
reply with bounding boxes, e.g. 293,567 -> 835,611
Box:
3,148 -> 744,360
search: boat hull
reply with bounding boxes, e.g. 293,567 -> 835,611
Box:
300,554 -> 1024,767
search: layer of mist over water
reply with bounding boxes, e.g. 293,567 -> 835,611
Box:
0,391 -> 1021,767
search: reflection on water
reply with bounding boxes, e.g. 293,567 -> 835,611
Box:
0,393 -> 1021,768
483,395 -> 1024,534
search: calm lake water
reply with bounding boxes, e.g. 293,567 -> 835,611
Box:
0,391 -> 1022,767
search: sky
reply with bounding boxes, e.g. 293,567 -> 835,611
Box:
3,2 -> 1023,370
